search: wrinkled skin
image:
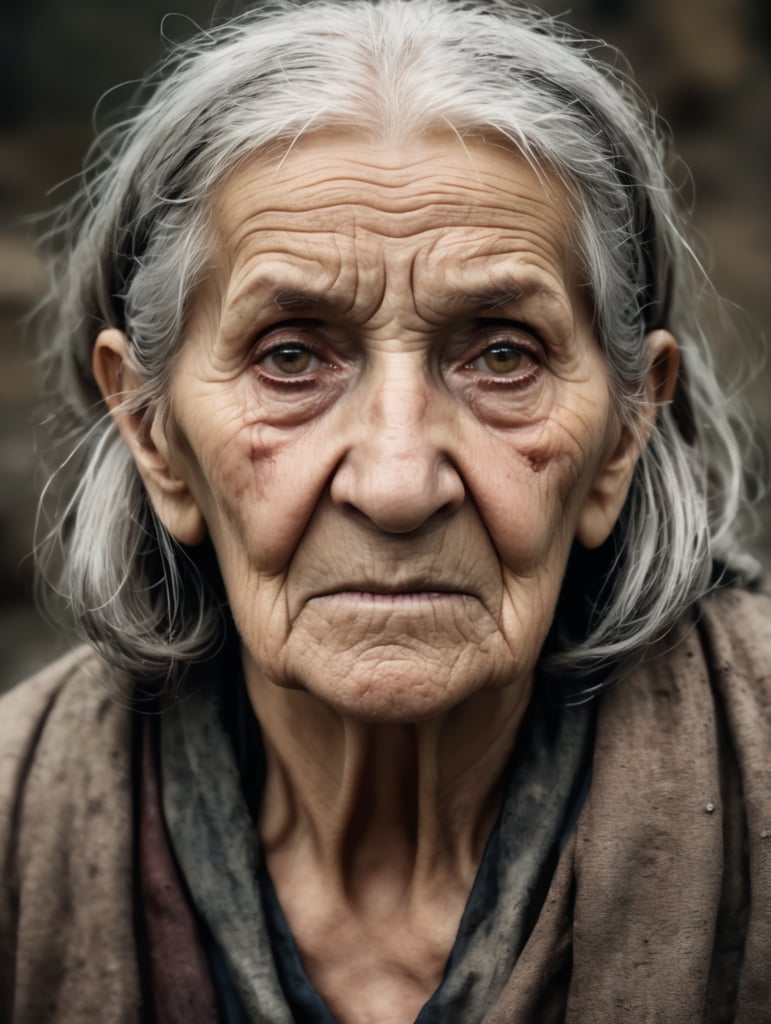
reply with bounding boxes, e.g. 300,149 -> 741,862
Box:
95,132 -> 676,1024
100,133 -> 650,721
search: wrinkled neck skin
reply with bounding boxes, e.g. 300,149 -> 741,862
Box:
248,659 -> 530,915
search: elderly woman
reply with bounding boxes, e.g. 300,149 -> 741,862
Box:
1,1 -> 769,1021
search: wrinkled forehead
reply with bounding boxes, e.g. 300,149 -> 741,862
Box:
205,130 -> 583,295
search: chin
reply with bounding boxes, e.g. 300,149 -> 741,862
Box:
286,653 -> 511,724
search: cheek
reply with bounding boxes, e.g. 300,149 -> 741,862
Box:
183,393 -> 341,576
465,418 -> 605,658
468,420 -> 595,574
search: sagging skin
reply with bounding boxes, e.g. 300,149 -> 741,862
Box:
95,132 -> 678,1024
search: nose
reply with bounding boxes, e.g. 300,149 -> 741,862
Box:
329,357 -> 466,533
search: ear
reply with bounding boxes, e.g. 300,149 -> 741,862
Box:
576,330 -> 680,549
92,328 -> 206,546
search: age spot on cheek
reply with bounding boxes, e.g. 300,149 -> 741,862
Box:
522,448 -> 549,474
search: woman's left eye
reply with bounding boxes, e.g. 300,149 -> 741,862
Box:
464,338 -> 540,377
260,344 -> 320,376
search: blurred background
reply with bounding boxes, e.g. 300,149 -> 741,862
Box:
1,0 -> 769,689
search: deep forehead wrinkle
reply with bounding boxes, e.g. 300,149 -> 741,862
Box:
228,191 -> 561,234
218,139 -> 567,239
212,133 -> 584,337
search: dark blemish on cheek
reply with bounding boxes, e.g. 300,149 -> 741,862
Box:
249,438 -> 277,467
203,428 -> 273,523
522,449 -> 549,474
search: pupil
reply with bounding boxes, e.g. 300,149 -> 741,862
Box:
275,347 -> 311,373
485,346 -> 520,371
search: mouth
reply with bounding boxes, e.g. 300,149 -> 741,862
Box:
309,582 -> 477,604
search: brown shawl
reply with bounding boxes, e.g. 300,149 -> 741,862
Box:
1,586 -> 770,1022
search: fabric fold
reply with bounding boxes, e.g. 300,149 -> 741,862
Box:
2,585 -> 770,1023
158,671 -> 593,1024
159,683 -> 294,1024
138,717 -> 220,1023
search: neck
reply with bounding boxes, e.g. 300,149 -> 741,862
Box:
245,663 -> 531,911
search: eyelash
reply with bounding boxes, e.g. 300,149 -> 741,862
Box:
252,323 -> 336,386
459,323 -> 543,385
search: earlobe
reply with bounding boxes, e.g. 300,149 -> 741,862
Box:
92,329 -> 206,546
576,329 -> 680,550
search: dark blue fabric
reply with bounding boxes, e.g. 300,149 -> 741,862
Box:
258,869 -> 340,1024
207,932 -> 253,1024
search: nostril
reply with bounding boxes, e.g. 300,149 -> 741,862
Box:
329,440 -> 466,533
436,499 -> 459,519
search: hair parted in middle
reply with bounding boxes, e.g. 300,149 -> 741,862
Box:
38,0 -> 755,693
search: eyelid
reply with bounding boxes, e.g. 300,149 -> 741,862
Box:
248,327 -> 322,389
461,321 -> 543,361
445,321 -> 544,395
477,318 -> 542,343
252,320 -> 332,364
252,317 -> 324,346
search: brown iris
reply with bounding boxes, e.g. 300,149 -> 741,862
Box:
269,345 -> 314,374
481,345 -> 529,374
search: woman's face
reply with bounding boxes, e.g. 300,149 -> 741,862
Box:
109,133 -> 647,721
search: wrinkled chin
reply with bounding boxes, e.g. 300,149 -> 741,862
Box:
264,635 -> 529,724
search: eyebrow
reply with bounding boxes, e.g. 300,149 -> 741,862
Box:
272,288 -> 331,311
232,275 -> 571,334
464,287 -> 525,311
447,278 -> 564,312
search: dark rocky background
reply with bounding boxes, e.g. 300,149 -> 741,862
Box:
1,0 -> 769,690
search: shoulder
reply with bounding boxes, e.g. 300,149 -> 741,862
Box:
571,585 -> 770,1016
0,646 -> 131,796
0,648 -> 141,1021
630,582 -> 771,702
698,582 -> 771,673
1,644 -> 110,730
0,644 -> 135,841
0,643 -> 136,879
591,582 -> 771,805
694,581 -> 771,769
690,583 -> 771,738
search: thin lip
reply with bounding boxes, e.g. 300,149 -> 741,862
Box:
309,583 -> 476,599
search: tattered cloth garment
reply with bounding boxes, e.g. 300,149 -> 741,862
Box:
152,649 -> 592,1023
1,585 -> 770,1022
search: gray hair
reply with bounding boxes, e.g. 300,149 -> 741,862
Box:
37,0 -> 760,694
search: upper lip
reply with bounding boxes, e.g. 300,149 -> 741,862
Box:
311,579 -> 475,597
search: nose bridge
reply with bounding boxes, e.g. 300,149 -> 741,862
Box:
368,351 -> 430,451
331,349 -> 465,532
